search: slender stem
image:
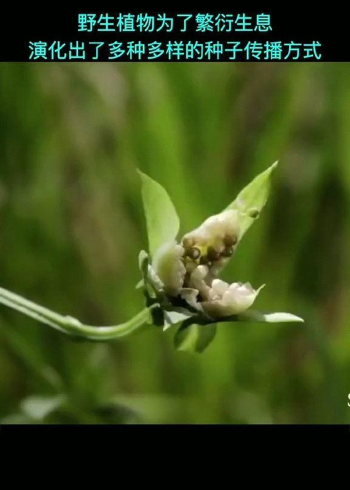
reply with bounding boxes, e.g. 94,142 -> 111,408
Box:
0,286 -> 152,341
71,308 -> 152,341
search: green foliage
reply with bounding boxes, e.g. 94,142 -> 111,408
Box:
174,324 -> 217,353
137,167 -> 302,353
240,310 -> 304,323
0,63 -> 349,424
227,161 -> 278,240
138,170 -> 180,255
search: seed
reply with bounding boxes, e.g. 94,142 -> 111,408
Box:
188,247 -> 201,260
182,237 -> 195,249
207,246 -> 221,261
222,247 -> 234,257
200,255 -> 211,266
248,208 -> 259,219
223,234 -> 237,247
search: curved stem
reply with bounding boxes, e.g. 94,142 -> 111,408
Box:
0,286 -> 152,342
69,308 -> 152,341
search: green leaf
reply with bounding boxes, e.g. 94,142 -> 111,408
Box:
148,305 -> 194,330
174,323 -> 217,353
163,308 -> 195,331
21,395 -> 66,421
138,170 -> 180,256
227,161 -> 278,239
238,309 -> 304,323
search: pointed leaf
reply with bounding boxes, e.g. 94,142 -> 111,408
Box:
163,308 -> 195,331
238,309 -> 304,323
227,161 -> 278,239
138,170 -> 180,255
174,323 -> 217,353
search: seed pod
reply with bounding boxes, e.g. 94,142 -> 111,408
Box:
223,234 -> 238,247
222,247 -> 234,257
200,255 -> 212,267
182,236 -> 195,249
248,208 -> 260,219
188,247 -> 201,260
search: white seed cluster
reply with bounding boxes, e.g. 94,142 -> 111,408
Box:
152,210 -> 240,297
181,209 -> 240,277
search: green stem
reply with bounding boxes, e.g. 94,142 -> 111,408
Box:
0,286 -> 151,341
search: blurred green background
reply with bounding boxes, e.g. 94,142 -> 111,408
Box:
0,62 -> 350,424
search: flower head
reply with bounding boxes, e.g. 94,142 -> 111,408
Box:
147,208 -> 263,320
138,163 -> 304,353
